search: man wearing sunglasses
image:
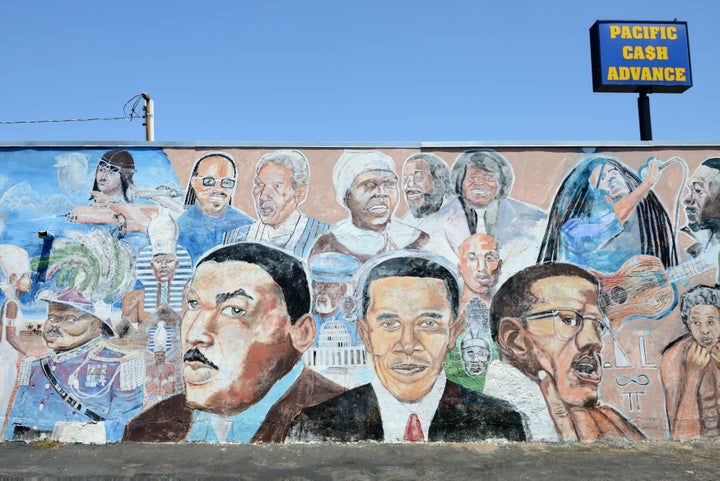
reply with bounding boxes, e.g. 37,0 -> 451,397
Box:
177,152 -> 252,262
486,262 -> 646,442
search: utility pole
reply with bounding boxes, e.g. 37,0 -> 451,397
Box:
142,92 -> 154,141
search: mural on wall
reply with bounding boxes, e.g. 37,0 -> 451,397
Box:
0,144 -> 719,444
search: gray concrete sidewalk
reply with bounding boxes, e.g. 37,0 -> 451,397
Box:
0,440 -> 719,480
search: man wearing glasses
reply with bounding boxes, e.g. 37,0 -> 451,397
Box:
177,152 -> 253,262
486,262 -> 646,442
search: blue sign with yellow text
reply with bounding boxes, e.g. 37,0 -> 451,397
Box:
590,20 -> 692,93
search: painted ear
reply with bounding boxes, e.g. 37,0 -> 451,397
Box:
289,313 -> 316,353
357,318 -> 373,354
498,317 -> 528,360
294,184 -> 308,203
448,311 -> 467,352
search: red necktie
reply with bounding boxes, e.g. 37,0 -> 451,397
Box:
403,413 -> 424,442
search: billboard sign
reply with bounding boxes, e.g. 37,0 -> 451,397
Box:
590,20 -> 692,93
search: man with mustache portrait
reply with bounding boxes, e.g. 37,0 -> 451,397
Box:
288,251 -> 526,442
223,150 -> 329,258
124,242 -> 344,443
4,287 -> 144,443
309,150 -> 428,269
682,158 -> 720,262
176,152 -> 253,263
400,153 -> 469,264
309,252 -> 362,346
485,262 -> 646,442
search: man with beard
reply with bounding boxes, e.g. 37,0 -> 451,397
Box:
177,152 -> 253,262
309,150 -> 428,267
485,262 -> 646,442
4,288 -> 144,443
309,252 -> 362,346
124,242 -> 344,443
400,153 -> 469,263
288,251 -> 525,442
224,150 -> 329,258
661,285 -> 720,440
682,158 -> 720,262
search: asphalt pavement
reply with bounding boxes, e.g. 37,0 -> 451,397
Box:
1,439 -> 719,480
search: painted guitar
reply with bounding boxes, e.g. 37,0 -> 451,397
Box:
594,255 -> 715,331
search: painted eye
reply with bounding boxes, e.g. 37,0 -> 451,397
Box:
559,313 -> 579,327
187,299 -> 200,310
380,320 -> 401,330
419,319 -> 439,328
221,306 -> 246,318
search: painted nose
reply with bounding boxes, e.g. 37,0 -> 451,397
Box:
183,310 -> 214,348
575,318 -> 602,350
398,324 -> 418,356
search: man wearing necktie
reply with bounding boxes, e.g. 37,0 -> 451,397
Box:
288,251 -> 526,442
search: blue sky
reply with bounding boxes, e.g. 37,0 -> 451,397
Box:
1,1 -> 717,143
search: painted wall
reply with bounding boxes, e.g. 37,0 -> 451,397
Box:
0,144 -> 718,443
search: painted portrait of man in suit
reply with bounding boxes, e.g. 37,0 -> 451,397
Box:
288,251 -> 526,442
124,242 -> 343,443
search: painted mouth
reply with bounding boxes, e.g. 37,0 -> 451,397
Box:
44,332 -> 62,341
405,190 -> 424,203
259,205 -> 276,217
184,362 -> 217,385
367,203 -> 389,213
470,189 -> 491,197
391,363 -> 428,376
473,274 -> 494,285
571,351 -> 601,384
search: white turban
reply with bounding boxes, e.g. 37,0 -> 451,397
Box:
0,244 -> 30,279
332,150 -> 397,207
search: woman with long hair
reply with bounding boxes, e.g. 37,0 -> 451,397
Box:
537,155 -> 677,272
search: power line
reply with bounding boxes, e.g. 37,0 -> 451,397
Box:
0,116 -> 132,125
0,93 -> 147,125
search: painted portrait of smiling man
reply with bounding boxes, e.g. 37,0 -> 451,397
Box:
176,152 -> 253,262
288,251 -> 526,443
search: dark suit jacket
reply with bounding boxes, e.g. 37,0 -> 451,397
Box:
123,367 -> 344,443
288,381 -> 526,442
